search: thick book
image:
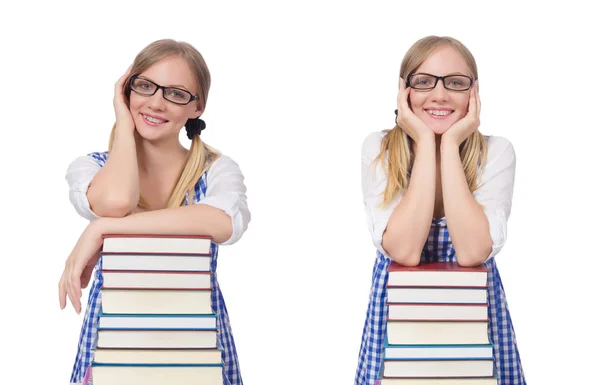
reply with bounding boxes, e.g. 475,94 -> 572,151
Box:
98,312 -> 217,330
93,348 -> 222,365
380,377 -> 497,384
101,253 -> 212,272
91,363 -> 223,385
384,344 -> 494,360
100,289 -> 213,315
101,270 -> 212,290
383,359 -> 495,378
387,261 -> 488,287
387,303 -> 489,321
387,321 -> 490,345
96,329 -> 218,349
102,234 -> 212,254
387,287 -> 488,304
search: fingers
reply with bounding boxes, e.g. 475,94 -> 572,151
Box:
476,80 -> 481,117
64,258 -> 82,314
58,271 -> 67,310
397,78 -> 412,120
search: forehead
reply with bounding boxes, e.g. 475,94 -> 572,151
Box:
139,55 -> 197,93
415,46 -> 471,76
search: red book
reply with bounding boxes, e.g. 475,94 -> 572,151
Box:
101,234 -> 212,255
387,261 -> 488,288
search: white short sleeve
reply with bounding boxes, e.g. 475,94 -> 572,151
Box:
473,136 -> 516,261
361,131 -> 403,258
197,155 -> 251,246
65,155 -> 103,221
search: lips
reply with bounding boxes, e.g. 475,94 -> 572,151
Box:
142,113 -> 168,125
425,109 -> 454,117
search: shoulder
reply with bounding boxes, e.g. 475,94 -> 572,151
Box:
484,135 -> 516,166
207,152 -> 243,174
81,151 -> 108,166
362,130 -> 387,161
66,151 -> 108,173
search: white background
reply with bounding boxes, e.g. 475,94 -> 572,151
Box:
1,1 -> 599,384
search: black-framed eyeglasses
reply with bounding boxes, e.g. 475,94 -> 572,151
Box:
407,73 -> 474,91
128,76 -> 198,105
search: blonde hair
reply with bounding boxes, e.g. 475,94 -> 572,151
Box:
108,39 -> 220,210
379,35 -> 488,206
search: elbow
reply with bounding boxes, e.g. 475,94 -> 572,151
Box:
382,233 -> 422,267
90,193 -> 137,218
212,224 -> 233,244
208,211 -> 234,244
456,244 -> 492,267
390,252 -> 421,266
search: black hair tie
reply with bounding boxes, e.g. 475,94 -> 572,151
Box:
185,118 -> 206,140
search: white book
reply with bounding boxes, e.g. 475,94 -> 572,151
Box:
101,289 -> 213,315
101,253 -> 211,272
384,344 -> 494,359
383,359 -> 495,378
387,304 -> 488,321
101,271 -> 211,289
93,348 -> 222,364
381,378 -> 497,385
91,365 -> 222,385
387,287 -> 487,304
387,321 -> 490,345
98,314 -> 217,329
96,329 -> 218,349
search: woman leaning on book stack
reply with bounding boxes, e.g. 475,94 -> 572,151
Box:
355,35 -> 526,385
58,39 -> 251,385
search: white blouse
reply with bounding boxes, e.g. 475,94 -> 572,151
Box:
65,152 -> 251,246
361,131 -> 516,261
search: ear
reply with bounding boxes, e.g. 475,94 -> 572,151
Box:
190,102 -> 204,119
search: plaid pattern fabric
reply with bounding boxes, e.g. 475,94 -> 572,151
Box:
69,152 -> 243,385
355,217 -> 526,385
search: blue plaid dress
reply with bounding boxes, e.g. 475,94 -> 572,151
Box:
69,152 -> 243,385
355,217 -> 526,385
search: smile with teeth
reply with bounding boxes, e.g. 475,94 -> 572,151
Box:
426,109 -> 453,116
143,114 -> 167,124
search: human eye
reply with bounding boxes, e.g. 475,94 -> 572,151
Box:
411,75 -> 434,87
166,88 -> 188,102
133,79 -> 153,91
446,76 -> 469,89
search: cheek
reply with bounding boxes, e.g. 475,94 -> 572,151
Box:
128,95 -> 144,114
408,91 -> 425,111
456,94 -> 471,116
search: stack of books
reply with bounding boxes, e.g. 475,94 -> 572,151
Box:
86,234 -> 223,385
379,261 -> 498,385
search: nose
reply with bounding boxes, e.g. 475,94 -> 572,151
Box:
147,89 -> 167,111
430,79 -> 449,102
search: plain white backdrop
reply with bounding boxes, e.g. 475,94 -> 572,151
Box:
1,1 -> 599,384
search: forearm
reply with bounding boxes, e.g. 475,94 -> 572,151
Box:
440,138 -> 492,266
93,203 -> 233,244
383,137 -> 436,266
88,128 -> 140,217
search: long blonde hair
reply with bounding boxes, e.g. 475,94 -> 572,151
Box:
109,39 -> 220,210
379,36 -> 488,206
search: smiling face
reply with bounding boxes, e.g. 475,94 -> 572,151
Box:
408,45 -> 473,135
128,55 -> 202,143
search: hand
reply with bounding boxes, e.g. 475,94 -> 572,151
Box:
114,65 -> 136,133
443,81 -> 481,146
58,220 -> 106,314
396,78 -> 435,145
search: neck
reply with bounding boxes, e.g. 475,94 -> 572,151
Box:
135,133 -> 188,174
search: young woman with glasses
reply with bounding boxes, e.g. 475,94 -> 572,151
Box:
59,39 -> 251,385
356,36 -> 526,384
